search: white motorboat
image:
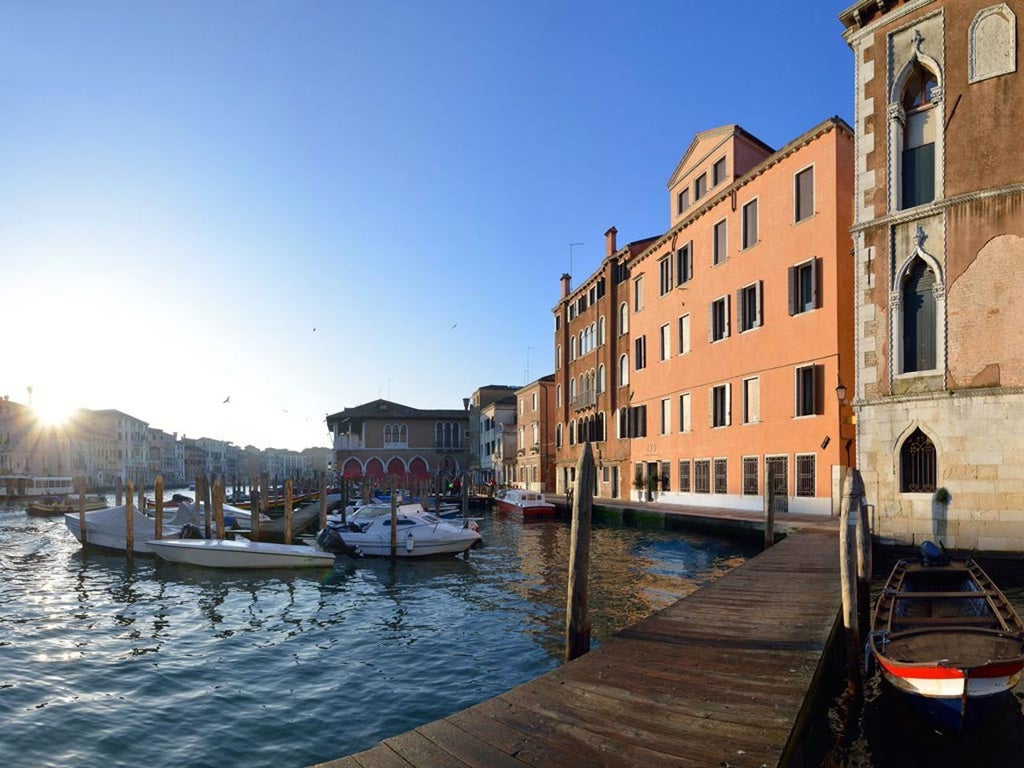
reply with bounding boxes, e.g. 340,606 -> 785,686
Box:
315,502 -> 482,558
64,503 -> 202,555
494,488 -> 557,518
147,538 -> 336,569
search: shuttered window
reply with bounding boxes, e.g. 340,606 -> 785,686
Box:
713,219 -> 727,265
794,364 -> 824,417
742,199 -> 758,248
737,281 -> 763,332
795,167 -> 814,222
788,258 -> 821,315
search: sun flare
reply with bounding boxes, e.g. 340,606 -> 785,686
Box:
33,398 -> 76,427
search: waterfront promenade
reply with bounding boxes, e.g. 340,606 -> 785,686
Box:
314,520 -> 841,768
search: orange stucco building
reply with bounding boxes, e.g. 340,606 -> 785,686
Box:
554,118 -> 856,514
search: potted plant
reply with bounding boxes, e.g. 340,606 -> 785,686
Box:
646,471 -> 659,502
934,487 -> 950,504
633,471 -> 646,502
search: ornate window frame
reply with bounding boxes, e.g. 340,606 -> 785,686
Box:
890,226 -> 946,380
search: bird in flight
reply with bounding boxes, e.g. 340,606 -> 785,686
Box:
451,322 -> 458,329
223,395 -> 231,404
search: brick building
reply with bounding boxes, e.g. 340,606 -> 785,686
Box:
841,1 -> 1024,549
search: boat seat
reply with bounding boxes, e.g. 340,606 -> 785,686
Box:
893,591 -> 995,599
891,615 -> 1000,627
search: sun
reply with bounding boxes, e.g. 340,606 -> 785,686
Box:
33,398 -> 76,427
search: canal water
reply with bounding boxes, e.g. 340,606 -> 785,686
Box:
0,495 -> 759,768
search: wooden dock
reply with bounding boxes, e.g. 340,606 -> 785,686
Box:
313,529 -> 841,768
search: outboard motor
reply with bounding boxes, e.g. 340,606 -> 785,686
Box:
179,523 -> 205,540
919,540 -> 950,567
315,526 -> 361,558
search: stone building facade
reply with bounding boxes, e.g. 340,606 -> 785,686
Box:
841,0 -> 1024,549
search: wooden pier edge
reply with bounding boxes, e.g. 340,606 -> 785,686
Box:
311,529 -> 842,768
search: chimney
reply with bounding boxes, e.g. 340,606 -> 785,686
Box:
560,273 -> 572,298
462,397 -> 470,411
605,226 -> 618,257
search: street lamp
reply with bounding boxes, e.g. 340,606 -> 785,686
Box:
835,380 -> 852,465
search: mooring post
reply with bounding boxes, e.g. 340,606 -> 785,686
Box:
854,473 -> 872,648
840,469 -> 863,695
763,462 -> 776,550
116,476 -> 123,507
204,475 -> 214,539
249,475 -> 260,541
388,475 -> 397,558
319,474 -> 328,532
214,478 -> 225,540
77,476 -> 88,549
154,475 -> 164,540
284,478 -> 293,544
565,441 -> 595,663
138,481 -> 145,526
125,480 -> 135,561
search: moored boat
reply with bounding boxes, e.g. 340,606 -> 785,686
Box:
1,475 -> 75,501
64,503 -> 203,555
494,488 -> 557,518
147,538 -> 336,569
869,542 -> 1024,730
27,495 -> 107,516
314,502 -> 481,558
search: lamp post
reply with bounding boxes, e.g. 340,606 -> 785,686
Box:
836,380 -> 852,466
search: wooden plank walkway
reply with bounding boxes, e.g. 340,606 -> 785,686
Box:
313,530 -> 841,768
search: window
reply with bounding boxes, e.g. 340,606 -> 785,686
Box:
660,398 -> 671,435
597,315 -> 606,346
796,454 -> 816,497
659,323 -> 671,361
569,378 -> 576,405
710,296 -> 730,342
694,173 -> 707,201
713,219 -> 727,265
660,461 -> 671,492
531,422 -> 539,446
634,335 -> 647,370
556,344 -> 562,370
794,364 -> 824,417
567,421 -> 574,445
713,458 -> 728,494
711,383 -> 731,427
742,199 -> 758,248
901,259 -> 937,373
568,302 -> 576,321
678,392 -> 691,432
569,336 -> 577,361
628,405 -> 647,438
678,460 -> 691,492
788,258 -> 821,315
694,459 -> 711,493
596,364 -> 605,393
900,427 -> 936,492
633,276 -> 644,312
618,354 -> 629,386
712,157 -> 726,186
659,256 -> 672,296
678,314 -> 691,354
618,302 -> 629,334
677,187 -> 690,214
742,377 -> 760,423
795,166 -> 814,222
737,281 -> 763,332
674,242 -> 693,285
901,64 -> 937,209
742,456 -> 759,495
518,399 -> 524,415
617,408 -> 627,439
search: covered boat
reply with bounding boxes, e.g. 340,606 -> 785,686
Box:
494,488 -> 557,518
869,542 -> 1024,730
147,538 -> 336,569
314,502 -> 481,558
64,503 -> 202,554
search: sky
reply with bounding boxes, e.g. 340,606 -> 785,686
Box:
0,1 -> 855,451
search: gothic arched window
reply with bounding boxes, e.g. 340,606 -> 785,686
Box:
901,63 -> 938,208
901,258 -> 937,373
900,428 -> 936,492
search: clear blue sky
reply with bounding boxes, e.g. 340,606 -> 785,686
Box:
0,1 -> 854,451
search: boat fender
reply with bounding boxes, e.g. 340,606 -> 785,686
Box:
406,533 -> 415,553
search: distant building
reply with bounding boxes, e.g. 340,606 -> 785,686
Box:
467,385 -> 519,486
326,399 -> 471,486
841,0 -> 1024,549
513,375 -> 556,492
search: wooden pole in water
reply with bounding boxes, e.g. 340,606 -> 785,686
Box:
763,462 -> 775,550
138,481 -> 145,524
390,475 -> 398,559
125,480 -> 135,561
248,475 -> 259,541
214,477 -> 225,539
116,476 -> 123,506
154,475 -> 164,540
840,469 -> 862,695
204,474 -> 213,539
284,478 -> 293,544
853,471 -> 872,646
77,476 -> 88,548
565,441 -> 595,663
319,474 -> 327,531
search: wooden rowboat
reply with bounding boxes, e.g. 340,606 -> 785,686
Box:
869,542 -> 1024,730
